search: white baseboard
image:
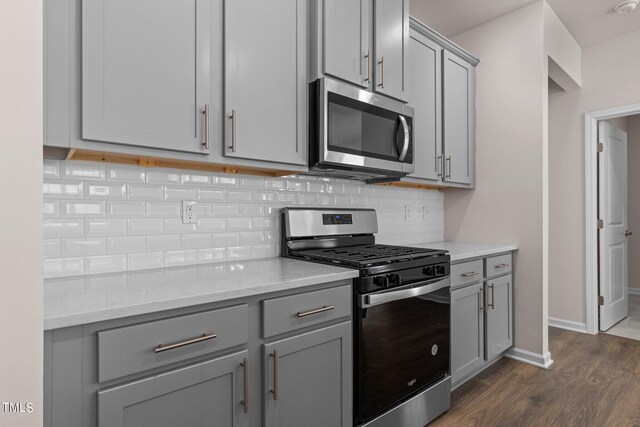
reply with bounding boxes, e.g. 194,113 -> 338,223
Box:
548,317 -> 588,333
628,288 -> 640,295
504,348 -> 553,369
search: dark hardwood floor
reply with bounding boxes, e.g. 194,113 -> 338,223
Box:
431,327 -> 640,426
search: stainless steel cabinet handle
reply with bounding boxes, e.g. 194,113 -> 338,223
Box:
297,305 -> 335,318
495,264 -> 510,269
364,51 -> 371,83
154,333 -> 216,353
462,271 -> 480,278
480,287 -> 485,311
229,110 -> 237,152
202,104 -> 210,149
488,284 -> 495,309
625,230 -> 633,237
437,155 -> 443,177
446,156 -> 452,178
241,358 -> 249,414
270,350 -> 279,400
377,57 -> 384,88
398,115 -> 410,162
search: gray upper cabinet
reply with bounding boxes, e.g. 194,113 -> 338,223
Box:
407,28 -> 442,181
442,50 -> 475,186
82,0 -> 211,154
263,322 -> 352,427
224,0 -> 307,166
320,0 -> 371,88
485,274 -> 513,360
98,351 -> 248,427
450,282 -> 484,385
373,0 -> 409,101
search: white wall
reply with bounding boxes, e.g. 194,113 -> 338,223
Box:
628,115 -> 640,291
0,1 -> 43,426
44,161 -> 444,278
549,29 -> 640,325
445,2 -> 548,356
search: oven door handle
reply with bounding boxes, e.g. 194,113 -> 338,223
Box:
360,277 -> 450,308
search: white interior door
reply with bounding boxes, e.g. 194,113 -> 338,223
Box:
599,121 -> 629,331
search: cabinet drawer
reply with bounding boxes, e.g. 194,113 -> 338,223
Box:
451,259 -> 483,289
262,285 -> 351,338
485,254 -> 512,278
98,305 -> 248,383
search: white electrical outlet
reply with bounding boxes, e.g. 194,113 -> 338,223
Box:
422,206 -> 429,221
182,200 -> 197,224
405,205 -> 414,222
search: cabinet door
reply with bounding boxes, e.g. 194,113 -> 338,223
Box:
451,283 -> 484,385
485,275 -> 513,359
264,322 -> 352,427
407,29 -> 442,181
224,0 -> 307,165
323,0 -> 371,88
98,351 -> 248,427
82,0 -> 210,154
442,50 -> 475,185
373,0 -> 408,101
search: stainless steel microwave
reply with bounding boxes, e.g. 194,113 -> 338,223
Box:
308,77 -> 414,183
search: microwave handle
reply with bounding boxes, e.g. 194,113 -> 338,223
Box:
398,115 -> 410,162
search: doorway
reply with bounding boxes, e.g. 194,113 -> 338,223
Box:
585,104 -> 640,336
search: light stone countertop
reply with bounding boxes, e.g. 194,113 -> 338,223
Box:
43,257 -> 358,331
412,241 -> 518,262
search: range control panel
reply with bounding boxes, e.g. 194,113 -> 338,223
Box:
322,213 -> 353,225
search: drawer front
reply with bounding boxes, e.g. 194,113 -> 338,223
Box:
451,259 -> 483,289
262,285 -> 351,338
98,305 -> 248,383
485,254 -> 512,278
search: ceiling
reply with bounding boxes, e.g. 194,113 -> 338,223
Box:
410,0 -> 640,47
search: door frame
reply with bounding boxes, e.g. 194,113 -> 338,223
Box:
585,102 -> 640,334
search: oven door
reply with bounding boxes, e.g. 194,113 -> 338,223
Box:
355,277 -> 450,424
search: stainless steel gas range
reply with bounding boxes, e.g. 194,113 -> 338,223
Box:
281,208 -> 451,427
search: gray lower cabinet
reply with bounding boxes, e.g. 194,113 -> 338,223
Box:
450,253 -> 514,388
263,322 -> 352,427
450,282 -> 484,384
373,0 -> 409,101
98,351 -> 248,427
485,274 -> 513,359
405,17 -> 478,188
81,0 -> 211,154
223,0 -> 307,165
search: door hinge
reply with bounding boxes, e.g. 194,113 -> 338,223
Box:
598,295 -> 604,306
597,219 -> 604,229
598,143 -> 604,153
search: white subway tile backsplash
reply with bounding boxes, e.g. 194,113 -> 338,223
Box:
107,201 -> 146,218
107,236 -> 147,254
128,184 -> 163,201
44,219 -> 84,238
181,233 -> 212,250
43,160 -> 443,278
43,200 -> 61,218
165,250 -> 197,267
43,180 -> 83,199
62,201 -> 105,217
197,188 -> 225,202
106,165 -> 146,182
62,162 -> 105,181
128,252 -> 164,271
85,254 -> 127,275
164,186 -> 197,201
146,235 -> 181,252
85,219 -> 126,237
127,218 -> 164,235
147,202 -> 181,218
61,237 -> 106,257
85,183 -> 127,200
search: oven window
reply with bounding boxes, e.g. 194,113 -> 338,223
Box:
356,288 -> 450,423
327,92 -> 411,163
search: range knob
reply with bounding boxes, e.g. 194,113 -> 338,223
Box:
387,273 -> 401,285
423,266 -> 436,277
435,265 -> 446,276
373,275 -> 389,288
